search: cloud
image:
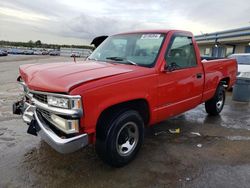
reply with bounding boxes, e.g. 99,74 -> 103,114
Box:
164,0 -> 250,30
0,7 -> 50,21
0,0 -> 249,44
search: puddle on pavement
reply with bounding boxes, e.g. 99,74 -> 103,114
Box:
171,95 -> 250,131
227,136 -> 250,141
185,165 -> 250,188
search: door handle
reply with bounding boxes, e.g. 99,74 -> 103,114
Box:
196,73 -> 203,79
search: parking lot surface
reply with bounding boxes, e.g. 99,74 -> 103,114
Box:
0,55 -> 250,188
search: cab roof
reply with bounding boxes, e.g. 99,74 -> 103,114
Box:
115,29 -> 193,36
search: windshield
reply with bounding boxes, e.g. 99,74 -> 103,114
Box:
229,55 -> 250,65
88,33 -> 165,67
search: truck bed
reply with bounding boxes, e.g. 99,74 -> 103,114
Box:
202,58 -> 237,102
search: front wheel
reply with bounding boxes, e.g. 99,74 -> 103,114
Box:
205,84 -> 225,115
96,110 -> 144,167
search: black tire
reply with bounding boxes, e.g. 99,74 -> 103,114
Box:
205,84 -> 225,115
96,110 -> 144,167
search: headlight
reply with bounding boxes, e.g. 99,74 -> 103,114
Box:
48,96 -> 69,108
47,96 -> 82,109
51,114 -> 79,134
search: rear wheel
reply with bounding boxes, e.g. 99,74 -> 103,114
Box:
205,84 -> 225,115
96,110 -> 144,167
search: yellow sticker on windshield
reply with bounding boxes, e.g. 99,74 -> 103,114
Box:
141,34 -> 161,39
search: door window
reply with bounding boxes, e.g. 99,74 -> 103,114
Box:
165,36 -> 197,69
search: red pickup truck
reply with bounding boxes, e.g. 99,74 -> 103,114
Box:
13,30 -> 237,167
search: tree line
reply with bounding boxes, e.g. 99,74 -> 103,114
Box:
0,40 -> 94,50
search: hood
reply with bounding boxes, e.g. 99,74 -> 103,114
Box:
19,61 -> 133,93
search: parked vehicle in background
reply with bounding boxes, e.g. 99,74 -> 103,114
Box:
0,50 -> 8,56
9,49 -> 18,54
13,29 -> 237,167
24,50 -> 34,55
8,49 -> 17,54
34,50 -> 43,55
17,49 -> 25,54
42,50 -> 49,55
71,52 -> 80,57
49,50 -> 60,56
228,53 -> 250,76
8,48 -> 24,55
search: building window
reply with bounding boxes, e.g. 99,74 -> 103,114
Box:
226,47 -> 233,56
204,48 -> 210,55
245,46 -> 250,53
212,46 -> 225,57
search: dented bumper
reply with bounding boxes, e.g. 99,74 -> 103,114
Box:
13,100 -> 88,154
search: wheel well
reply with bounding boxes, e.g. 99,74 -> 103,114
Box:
96,99 -> 150,131
220,77 -> 230,88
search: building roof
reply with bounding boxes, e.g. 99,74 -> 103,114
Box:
195,26 -> 250,43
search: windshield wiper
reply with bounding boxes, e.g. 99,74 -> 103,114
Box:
106,56 -> 138,66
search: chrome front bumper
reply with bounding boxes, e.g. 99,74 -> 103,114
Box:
34,110 -> 88,154
15,102 -> 88,154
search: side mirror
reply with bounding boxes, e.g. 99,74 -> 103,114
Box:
165,62 -> 178,72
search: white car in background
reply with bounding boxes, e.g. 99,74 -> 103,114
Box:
228,53 -> 250,77
34,50 -> 43,55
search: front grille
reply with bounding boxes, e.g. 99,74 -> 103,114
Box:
33,93 -> 47,103
38,108 -> 51,120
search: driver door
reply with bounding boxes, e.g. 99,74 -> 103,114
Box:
157,34 -> 204,121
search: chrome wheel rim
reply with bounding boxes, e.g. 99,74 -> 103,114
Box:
116,122 -> 139,156
216,91 -> 224,110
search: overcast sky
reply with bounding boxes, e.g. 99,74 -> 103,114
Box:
0,0 -> 250,45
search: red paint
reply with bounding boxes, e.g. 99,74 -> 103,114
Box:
19,30 -> 237,143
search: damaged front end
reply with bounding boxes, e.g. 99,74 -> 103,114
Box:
13,77 -> 88,154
